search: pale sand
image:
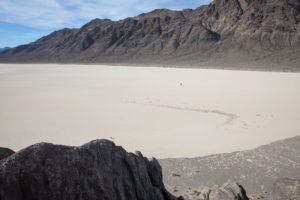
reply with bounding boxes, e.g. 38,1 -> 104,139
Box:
0,64 -> 299,158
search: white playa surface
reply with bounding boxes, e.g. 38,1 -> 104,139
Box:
0,64 -> 299,158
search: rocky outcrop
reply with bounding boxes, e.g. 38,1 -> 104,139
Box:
0,0 -> 299,70
0,140 -> 178,200
269,178 -> 300,200
0,147 -> 14,160
182,181 -> 249,200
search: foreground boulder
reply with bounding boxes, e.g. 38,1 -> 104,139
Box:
0,140 -> 178,200
183,181 -> 249,200
0,147 -> 14,160
270,178 -> 300,200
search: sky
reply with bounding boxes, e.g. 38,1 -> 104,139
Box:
0,0 -> 212,48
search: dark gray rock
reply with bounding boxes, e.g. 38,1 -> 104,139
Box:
269,178 -> 300,200
0,0 -> 299,71
0,147 -> 14,160
0,140 -> 178,200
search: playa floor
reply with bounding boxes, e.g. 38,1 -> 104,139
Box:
0,64 -> 299,158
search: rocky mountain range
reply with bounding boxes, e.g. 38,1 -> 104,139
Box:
0,0 -> 300,71
159,135 -> 300,199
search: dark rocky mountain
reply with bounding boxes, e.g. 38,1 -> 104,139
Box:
159,136 -> 300,199
269,178 -> 300,200
0,0 -> 300,71
0,140 -> 179,200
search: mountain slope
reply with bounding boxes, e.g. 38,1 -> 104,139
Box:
0,0 -> 299,70
159,136 -> 300,198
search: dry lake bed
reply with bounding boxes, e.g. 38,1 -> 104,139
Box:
0,64 -> 299,158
